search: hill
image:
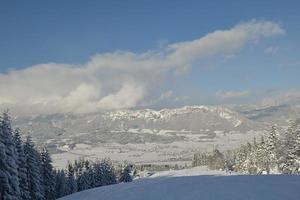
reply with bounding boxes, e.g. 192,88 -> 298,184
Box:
59,167 -> 300,200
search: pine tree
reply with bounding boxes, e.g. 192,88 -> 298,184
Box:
0,135 -> 12,200
13,129 -> 30,200
266,126 -> 280,172
256,136 -> 270,174
77,171 -> 91,191
40,148 -> 55,200
66,163 -> 77,195
91,159 -> 117,187
295,119 -> 300,174
0,112 -> 20,199
119,165 -> 134,182
24,137 -> 44,200
54,170 -> 67,199
280,121 -> 299,174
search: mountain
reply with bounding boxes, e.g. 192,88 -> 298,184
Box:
12,105 -> 268,168
13,105 -> 259,145
234,104 -> 300,125
12,103 -> 300,168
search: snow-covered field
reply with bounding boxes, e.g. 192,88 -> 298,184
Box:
59,167 -> 300,200
51,130 -> 263,169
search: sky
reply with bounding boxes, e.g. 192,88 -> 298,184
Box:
0,0 -> 300,115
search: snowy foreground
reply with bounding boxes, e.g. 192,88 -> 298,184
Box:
59,167 -> 300,200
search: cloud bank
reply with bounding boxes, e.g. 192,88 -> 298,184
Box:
216,90 -> 250,99
0,20 -> 284,115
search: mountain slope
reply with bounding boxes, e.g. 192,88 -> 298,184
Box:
13,106 -> 265,168
14,105 -> 259,145
59,167 -> 300,200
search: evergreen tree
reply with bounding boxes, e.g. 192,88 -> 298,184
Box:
266,126 -> 280,172
0,136 -> 12,200
280,121 -> 299,173
54,170 -> 67,199
66,163 -> 77,195
295,119 -> 300,174
77,171 -> 91,191
24,137 -> 44,200
0,112 -> 20,200
119,165 -> 134,182
40,148 -> 55,200
13,129 -> 30,200
92,159 -> 117,187
256,136 -> 270,174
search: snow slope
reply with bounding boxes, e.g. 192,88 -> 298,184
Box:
59,167 -> 300,200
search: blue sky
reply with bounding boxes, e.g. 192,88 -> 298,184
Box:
0,0 -> 300,114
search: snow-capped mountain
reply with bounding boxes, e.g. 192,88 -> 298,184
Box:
10,105 -> 265,167
12,104 -> 299,168
14,105 -> 258,144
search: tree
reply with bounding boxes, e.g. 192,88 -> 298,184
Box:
54,170 -> 67,199
265,126 -> 280,172
0,136 -> 12,200
92,159 -> 117,187
40,147 -> 55,200
66,163 -> 77,195
24,136 -> 44,200
77,171 -> 91,191
119,164 -> 134,182
14,129 -> 30,200
256,136 -> 270,174
295,119 -> 300,174
279,121 -> 299,174
0,112 -> 20,199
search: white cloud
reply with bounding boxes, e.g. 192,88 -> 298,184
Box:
216,90 -> 250,99
0,20 -> 285,115
174,96 -> 189,102
159,90 -> 174,100
261,90 -> 300,107
264,46 -> 279,54
166,19 -> 284,68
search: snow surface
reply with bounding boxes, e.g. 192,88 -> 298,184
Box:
59,167 -> 300,200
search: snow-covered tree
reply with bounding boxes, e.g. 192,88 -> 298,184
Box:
0,134 -> 12,200
256,136 -> 270,174
265,126 -> 280,172
13,129 -> 30,200
40,147 -> 55,200
54,170 -> 67,199
0,112 -> 20,199
279,120 -> 299,174
119,164 -> 134,182
24,136 -> 44,200
77,171 -> 91,191
92,159 -> 117,187
66,163 -> 77,195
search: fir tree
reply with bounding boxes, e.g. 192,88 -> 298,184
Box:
280,121 -> 299,173
13,129 -> 30,200
90,159 -> 117,187
54,170 -> 67,199
77,171 -> 91,191
24,137 -> 44,200
0,112 -> 20,200
40,148 -> 55,200
0,137 -> 12,200
66,163 -> 77,195
119,165 -> 134,182
266,126 -> 280,172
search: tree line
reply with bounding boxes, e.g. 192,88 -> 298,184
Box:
54,158 -> 133,198
193,120 -> 300,174
0,112 -> 133,200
